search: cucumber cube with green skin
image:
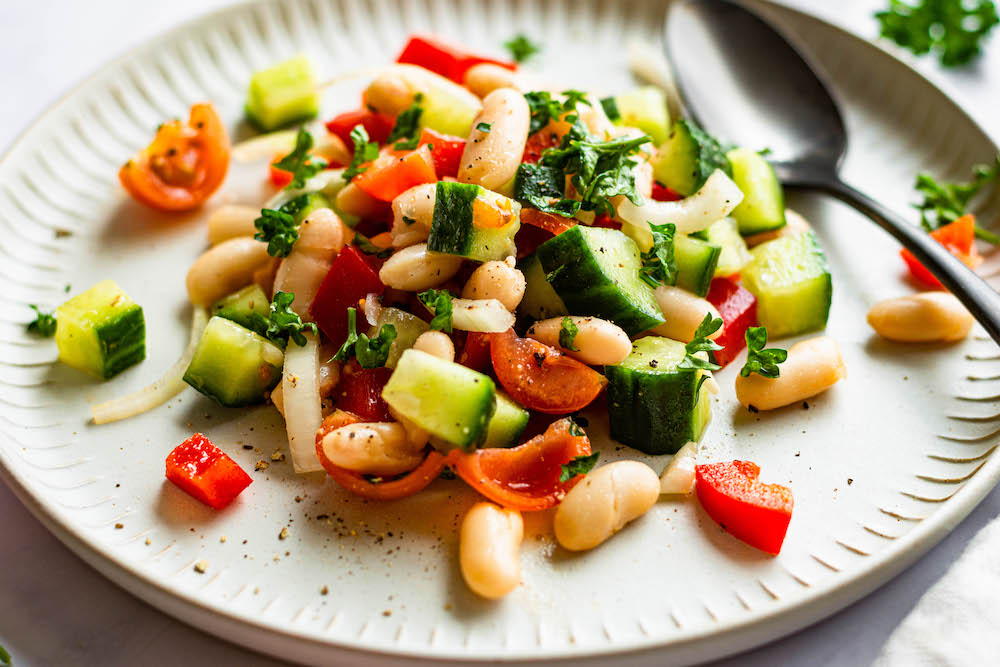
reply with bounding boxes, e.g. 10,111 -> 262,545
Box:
609,86 -> 670,146
484,391 -> 529,448
674,234 -> 722,297
650,119 -> 731,197
245,55 -> 319,131
55,280 -> 145,379
727,148 -> 786,234
606,336 -> 712,455
427,182 -> 520,262
535,226 -> 664,336
517,254 -> 568,321
183,317 -> 284,408
702,218 -> 753,277
382,349 -> 496,452
741,231 -> 832,338
211,284 -> 269,335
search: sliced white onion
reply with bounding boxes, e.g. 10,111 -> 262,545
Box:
263,169 -> 346,210
232,129 -> 299,163
363,292 -> 382,327
627,38 -> 684,121
448,298 -> 515,333
660,440 -> 699,495
91,307 -> 208,424
282,332 -> 324,474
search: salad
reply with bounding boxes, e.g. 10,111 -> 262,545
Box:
28,33 -> 983,600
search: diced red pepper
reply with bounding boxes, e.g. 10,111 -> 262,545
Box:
900,214 -> 982,289
696,460 -> 793,554
352,145 -> 437,202
651,182 -> 682,202
335,361 -> 393,422
457,331 -> 492,373
417,127 -> 465,177
591,214 -> 622,230
310,246 -> 385,345
269,162 -> 293,188
165,433 -> 252,510
522,130 -> 561,164
397,34 -> 516,83
325,109 -> 395,147
707,277 -> 758,368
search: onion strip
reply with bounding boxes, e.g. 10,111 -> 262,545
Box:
449,298 -> 515,333
659,441 -> 699,495
282,332 -> 324,474
91,307 -> 209,424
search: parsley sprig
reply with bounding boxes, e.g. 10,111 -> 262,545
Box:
343,125 -> 380,182
524,90 -> 589,135
638,223 -> 678,288
740,326 -> 787,379
504,34 -> 541,62
253,193 -> 313,257
876,0 -> 999,67
559,452 -> 599,482
26,305 -> 57,337
272,128 -> 327,190
559,317 -> 579,351
417,289 -> 454,333
353,232 -> 393,259
677,314 -> 723,372
387,93 -> 424,150
914,155 -> 1000,243
331,307 -> 397,368
248,291 -> 317,348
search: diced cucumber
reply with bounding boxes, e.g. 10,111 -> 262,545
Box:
245,55 -> 319,131
607,86 -> 670,145
55,280 -> 145,379
427,182 -> 520,261
183,317 -> 284,407
382,349 -> 496,451
370,306 -> 430,369
727,148 -> 786,234
518,254 -> 568,321
606,336 -> 712,455
283,191 -> 332,225
484,391 -> 529,448
702,218 -> 753,277
674,234 -> 722,297
650,119 -> 731,197
536,226 -> 664,336
741,231 -> 832,338
211,285 -> 269,335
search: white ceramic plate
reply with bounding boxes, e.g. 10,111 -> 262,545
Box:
2,1 -> 1000,665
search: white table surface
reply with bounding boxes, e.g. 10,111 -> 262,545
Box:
1,1 -> 998,665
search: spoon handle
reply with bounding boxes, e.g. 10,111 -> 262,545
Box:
818,178 -> 1000,345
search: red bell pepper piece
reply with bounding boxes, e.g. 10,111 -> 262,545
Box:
397,34 -> 515,83
900,214 -> 982,289
310,246 -> 385,345
696,460 -> 793,554
522,130 -> 561,164
651,182 -> 682,202
269,162 -> 293,188
707,277 -> 758,368
325,109 -> 395,147
165,433 -> 252,510
352,145 -> 437,202
335,361 -> 393,422
417,127 -> 465,177
591,214 -> 622,230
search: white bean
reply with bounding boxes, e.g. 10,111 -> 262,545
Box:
459,502 -> 523,599
207,205 -> 258,245
744,209 -> 811,247
649,285 -> 722,342
735,336 -> 846,410
391,183 -> 436,248
317,422 -> 426,476
463,64 -> 521,97
365,70 -> 419,116
273,208 -> 348,317
412,331 -> 456,362
554,461 -> 660,551
378,243 -> 463,291
458,88 -> 530,190
867,292 -> 973,342
365,64 -> 483,122
526,316 -> 631,366
294,208 -> 348,262
461,258 -> 526,311
186,237 -> 271,307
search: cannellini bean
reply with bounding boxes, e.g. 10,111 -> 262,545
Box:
461,258 -> 526,311
252,257 -> 281,297
391,183 -> 436,248
378,243 -> 463,291
186,236 -> 271,307
412,331 -> 456,362
735,336 -> 846,410
458,88 -> 530,190
460,502 -> 523,599
554,461 -> 660,551
273,208 -> 348,317
463,63 -> 522,97
867,292 -> 973,342
293,208 -> 348,262
365,68 -> 422,116
317,421 -> 426,476
649,285 -> 722,342
336,182 -> 386,220
744,209 -> 811,247
526,316 -> 631,366
207,204 -> 258,245
659,441 -> 698,495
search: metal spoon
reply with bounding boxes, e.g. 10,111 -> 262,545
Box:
666,0 -> 1000,343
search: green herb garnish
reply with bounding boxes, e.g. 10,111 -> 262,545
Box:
740,326 -> 787,379
559,452 -> 599,482
476,122 -> 492,133
677,314 -> 723,372
272,127 -> 327,190
524,90 -> 589,135
638,222 -> 678,288
27,305 -> 57,337
388,93 -> 424,150
331,307 -> 397,368
559,317 -> 579,351
417,289 -> 454,333
253,192 -> 313,257
503,33 -> 541,62
0,642 -> 10,665
248,291 -> 317,348
913,155 -> 1000,243
343,124 -> 380,182
513,163 -> 575,216
876,0 -> 999,67
600,96 -> 621,122
353,232 -> 393,259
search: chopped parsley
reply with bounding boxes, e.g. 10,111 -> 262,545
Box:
513,163 -> 575,215
353,232 -> 393,259
26,305 -> 57,337
559,317 -> 579,351
503,33 -> 541,62
638,222 -> 678,288
388,93 -> 424,150
331,307 -> 397,368
559,452 -> 600,482
476,122 -> 492,133
524,90 -> 590,135
599,96 -> 621,122
913,155 -> 1000,243
740,326 -> 787,379
677,314 -> 723,372
253,193 -> 313,257
417,289 -> 454,333
272,127 -> 327,190
343,124 -> 380,182
248,291 -> 317,348
876,0 -> 998,67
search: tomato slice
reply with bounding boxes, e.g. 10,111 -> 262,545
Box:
520,208 -> 576,235
397,34 -> 516,83
489,329 -> 607,414
335,361 -> 393,422
900,215 -> 982,289
591,214 -> 622,230
352,145 -> 438,202
522,129 -> 562,164
457,331 -> 492,373
119,103 -> 230,212
325,109 -> 395,147
695,461 -> 793,555
706,277 -> 758,368
417,128 -> 465,178
448,418 -> 591,511
651,182 -> 682,202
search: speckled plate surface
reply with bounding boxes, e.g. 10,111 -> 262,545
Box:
2,1 -> 1000,665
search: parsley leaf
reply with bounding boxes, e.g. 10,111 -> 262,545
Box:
524,90 -> 590,136
417,289 -> 454,333
332,307 -> 361,362
677,313 -> 723,372
740,326 -> 787,379
272,127 -> 327,190
249,291 -> 317,348
343,124 -> 381,182
913,155 -> 1000,243
253,193 -> 313,257
638,223 -> 678,288
876,0 -> 999,67
513,163 -> 577,215
388,93 -> 424,150
331,307 -> 397,368
476,122 -> 492,133
27,305 -> 57,337
559,452 -> 599,482
503,33 -> 541,62
559,317 -> 579,351
353,232 -> 393,259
